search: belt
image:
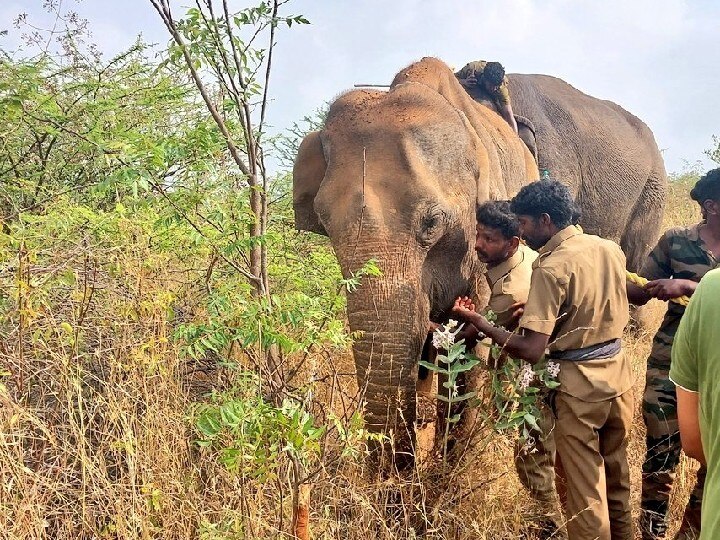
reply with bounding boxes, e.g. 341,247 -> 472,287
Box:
548,338 -> 621,362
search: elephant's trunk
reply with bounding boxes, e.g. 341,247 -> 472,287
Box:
344,257 -> 428,472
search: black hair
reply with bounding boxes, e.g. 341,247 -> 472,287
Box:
510,179 -> 575,228
483,62 -> 505,86
690,168 -> 720,203
476,200 -> 520,239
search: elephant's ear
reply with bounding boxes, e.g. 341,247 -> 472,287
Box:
293,131 -> 328,236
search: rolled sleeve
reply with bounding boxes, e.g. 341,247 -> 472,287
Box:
641,231 -> 673,281
496,81 -> 511,106
518,267 -> 563,336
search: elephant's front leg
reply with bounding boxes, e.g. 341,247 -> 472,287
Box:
433,276 -> 491,462
433,359 -> 486,462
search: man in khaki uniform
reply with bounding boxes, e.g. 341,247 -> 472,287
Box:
463,201 -> 562,537
453,179 -> 634,540
474,201 -> 538,328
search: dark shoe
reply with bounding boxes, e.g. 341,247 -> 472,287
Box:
534,519 -> 566,539
640,509 -> 668,540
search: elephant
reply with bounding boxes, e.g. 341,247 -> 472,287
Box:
294,57 -> 537,470
293,57 -> 666,471
460,72 -> 668,270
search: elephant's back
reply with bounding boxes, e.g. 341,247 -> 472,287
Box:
508,74 -> 657,143
506,73 -> 666,242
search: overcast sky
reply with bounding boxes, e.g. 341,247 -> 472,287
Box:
4,0 -> 719,174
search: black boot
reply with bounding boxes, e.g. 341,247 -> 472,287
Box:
639,506 -> 668,540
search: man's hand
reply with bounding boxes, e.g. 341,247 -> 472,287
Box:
644,278 -> 696,301
452,296 -> 476,318
456,322 -> 480,348
627,281 -> 652,305
507,301 -> 525,330
427,321 -> 440,334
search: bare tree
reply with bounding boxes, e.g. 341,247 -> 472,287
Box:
149,0 -> 307,298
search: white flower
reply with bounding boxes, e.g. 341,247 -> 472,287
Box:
431,321 -> 463,351
432,328 -> 454,350
518,362 -> 535,390
521,435 -> 538,454
546,361 -> 561,379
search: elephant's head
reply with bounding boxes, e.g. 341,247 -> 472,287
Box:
293,58 -> 537,470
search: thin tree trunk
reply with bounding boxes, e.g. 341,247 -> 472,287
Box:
292,482 -> 310,540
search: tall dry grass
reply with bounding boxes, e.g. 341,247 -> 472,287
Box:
0,176 -> 704,539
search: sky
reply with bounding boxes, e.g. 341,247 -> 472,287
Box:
3,0 -> 720,174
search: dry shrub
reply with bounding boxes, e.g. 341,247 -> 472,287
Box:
0,175 -> 706,539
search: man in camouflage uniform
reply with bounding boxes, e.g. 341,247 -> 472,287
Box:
455,60 -> 518,133
628,168 -> 720,539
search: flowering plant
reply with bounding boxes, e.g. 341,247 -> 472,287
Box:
420,319 -> 481,463
426,312 -> 561,454
476,309 -> 561,450
488,346 -> 560,452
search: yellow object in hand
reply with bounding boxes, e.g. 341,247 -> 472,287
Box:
626,271 -> 690,306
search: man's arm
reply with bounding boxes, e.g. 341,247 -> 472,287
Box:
452,298 -> 549,363
499,103 -> 518,134
627,281 -> 652,305
505,301 -> 525,332
677,386 -> 705,464
670,275 -> 703,463
645,278 -> 698,301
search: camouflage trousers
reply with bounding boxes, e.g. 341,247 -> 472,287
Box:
641,364 -> 705,540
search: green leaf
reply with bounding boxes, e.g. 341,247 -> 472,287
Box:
524,413 -> 540,432
453,391 -> 477,402
418,360 -> 446,374
196,413 -> 222,437
448,358 -> 480,374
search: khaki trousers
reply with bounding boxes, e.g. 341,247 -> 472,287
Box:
554,390 -> 634,540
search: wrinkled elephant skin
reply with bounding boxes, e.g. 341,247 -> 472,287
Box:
506,74 -> 667,269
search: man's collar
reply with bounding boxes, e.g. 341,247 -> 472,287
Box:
486,246 -> 525,285
539,225 -> 582,255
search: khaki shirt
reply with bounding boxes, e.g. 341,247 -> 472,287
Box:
454,61 -> 511,106
519,226 -> 632,402
484,244 -> 538,329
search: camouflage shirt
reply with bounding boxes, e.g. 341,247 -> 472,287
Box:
642,224 -> 720,368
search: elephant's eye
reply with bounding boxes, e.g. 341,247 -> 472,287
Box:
417,206 -> 448,247
421,214 -> 439,231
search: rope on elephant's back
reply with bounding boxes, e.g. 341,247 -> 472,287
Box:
626,271 -> 690,306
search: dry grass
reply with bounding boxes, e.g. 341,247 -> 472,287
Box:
0,179 -> 703,539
